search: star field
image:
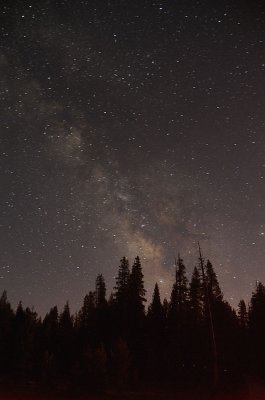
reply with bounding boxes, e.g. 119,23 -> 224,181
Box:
0,0 -> 265,315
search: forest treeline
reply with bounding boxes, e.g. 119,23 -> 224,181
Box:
0,253 -> 264,394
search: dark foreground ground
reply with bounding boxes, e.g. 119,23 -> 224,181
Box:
1,381 -> 265,400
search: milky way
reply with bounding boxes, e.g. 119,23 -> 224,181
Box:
0,0 -> 265,315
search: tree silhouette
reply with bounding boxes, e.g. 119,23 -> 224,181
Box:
237,299 -> 248,328
169,255 -> 188,315
125,256 -> 147,381
128,256 -> 146,314
147,283 -> 165,382
0,254 -> 263,394
148,283 -> 163,320
114,256 -> 130,305
189,266 -> 204,321
79,291 -> 95,330
248,282 -> 265,375
57,302 -> 74,377
0,291 -> 14,378
95,274 -> 107,309
205,260 -> 223,303
41,306 -> 59,384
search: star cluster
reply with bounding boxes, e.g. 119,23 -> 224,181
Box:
0,0 -> 264,315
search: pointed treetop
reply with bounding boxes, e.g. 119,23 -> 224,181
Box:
95,273 -> 107,308
205,260 -> 223,301
114,256 -> 130,306
148,283 -> 164,320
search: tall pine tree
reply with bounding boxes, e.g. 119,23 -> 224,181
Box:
205,260 -> 223,302
95,274 -> 107,309
189,266 -> 203,321
237,299 -> 247,328
170,254 -> 188,315
148,283 -> 163,320
114,257 -> 130,306
128,256 -> 146,314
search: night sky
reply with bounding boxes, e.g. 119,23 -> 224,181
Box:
1,0 -> 264,316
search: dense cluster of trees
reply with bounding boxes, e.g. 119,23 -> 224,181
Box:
0,252 -> 265,394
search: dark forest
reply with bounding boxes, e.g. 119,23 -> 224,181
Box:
0,251 -> 264,398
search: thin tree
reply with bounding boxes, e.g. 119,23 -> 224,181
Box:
114,257 -> 130,305
189,266 -> 203,321
169,255 -> 188,316
198,243 -> 219,387
128,256 -> 146,314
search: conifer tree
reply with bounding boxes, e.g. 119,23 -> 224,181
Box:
0,290 -> 13,318
249,282 -> 265,333
57,302 -> 74,375
162,298 -> 169,318
189,266 -> 203,320
170,254 -> 188,314
148,283 -> 163,319
248,282 -> 265,374
13,302 -> 39,379
128,256 -> 146,314
167,256 -> 190,377
94,274 -> 109,347
79,291 -> 95,329
146,284 -> 165,381
0,291 -> 14,375
95,274 -> 107,309
114,257 -> 130,305
77,291 -> 96,349
59,302 -> 73,331
44,306 -> 59,326
237,299 -> 247,328
42,306 -> 59,353
205,260 -> 223,302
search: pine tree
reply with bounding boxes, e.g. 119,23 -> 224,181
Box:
94,274 -> 109,347
95,274 -> 107,309
59,302 -> 73,331
148,283 -> 163,319
188,266 -> 207,375
42,306 -> 59,352
128,256 -> 146,314
148,283 -> 165,338
189,266 -> 203,320
13,302 -> 39,379
77,291 -> 96,348
167,256 -> 190,378
162,298 -> 169,318
237,299 -> 247,328
58,302 -> 74,375
114,257 -> 130,305
0,290 -> 12,316
205,260 -> 223,302
147,283 -> 165,380
79,291 -> 95,329
197,246 -> 219,386
125,256 -> 146,378
44,306 -> 59,326
170,254 -> 188,314
249,282 -> 265,333
248,282 -> 265,375
0,291 -> 14,375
